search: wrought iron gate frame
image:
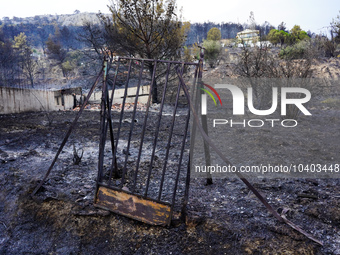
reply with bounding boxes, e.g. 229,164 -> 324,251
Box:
93,57 -> 203,226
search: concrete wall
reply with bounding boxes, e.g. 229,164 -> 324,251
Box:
0,87 -> 74,114
0,85 -> 150,114
88,85 -> 150,104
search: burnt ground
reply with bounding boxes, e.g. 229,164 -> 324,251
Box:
1,64 -> 340,254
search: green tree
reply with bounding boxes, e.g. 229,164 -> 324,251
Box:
207,27 -> 221,41
277,30 -> 289,46
267,29 -> 288,47
13,32 -> 28,50
268,26 -> 308,46
267,29 -> 279,45
279,40 -> 309,59
203,40 -> 221,68
290,25 -> 309,44
61,51 -> 82,79
100,0 -> 189,103
204,28 -> 222,68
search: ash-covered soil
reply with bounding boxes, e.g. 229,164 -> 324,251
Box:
1,59 -> 340,254
0,103 -> 339,254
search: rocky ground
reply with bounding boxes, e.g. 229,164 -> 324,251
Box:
0,57 -> 340,254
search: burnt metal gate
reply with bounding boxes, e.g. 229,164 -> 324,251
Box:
93,57 -> 201,226
32,55 -> 206,226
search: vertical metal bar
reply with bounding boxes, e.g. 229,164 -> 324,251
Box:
144,62 -> 171,197
191,64 -> 199,103
120,60 -> 145,187
171,91 -> 190,212
157,63 -> 182,201
105,92 -> 118,177
189,64 -> 201,145
109,58 -> 121,105
107,59 -> 121,179
181,64 -> 199,219
108,59 -> 133,187
132,60 -> 157,195
97,59 -> 109,184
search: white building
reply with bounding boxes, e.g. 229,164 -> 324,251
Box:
236,29 -> 260,46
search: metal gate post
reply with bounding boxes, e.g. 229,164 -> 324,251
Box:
197,47 -> 213,185
97,58 -> 108,185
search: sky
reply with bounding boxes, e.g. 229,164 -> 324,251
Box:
0,0 -> 339,35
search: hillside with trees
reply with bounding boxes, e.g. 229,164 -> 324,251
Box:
0,6 -> 339,90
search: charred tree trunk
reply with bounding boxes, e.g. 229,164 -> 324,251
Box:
148,64 -> 158,104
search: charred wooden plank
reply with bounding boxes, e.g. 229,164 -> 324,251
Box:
94,186 -> 171,226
